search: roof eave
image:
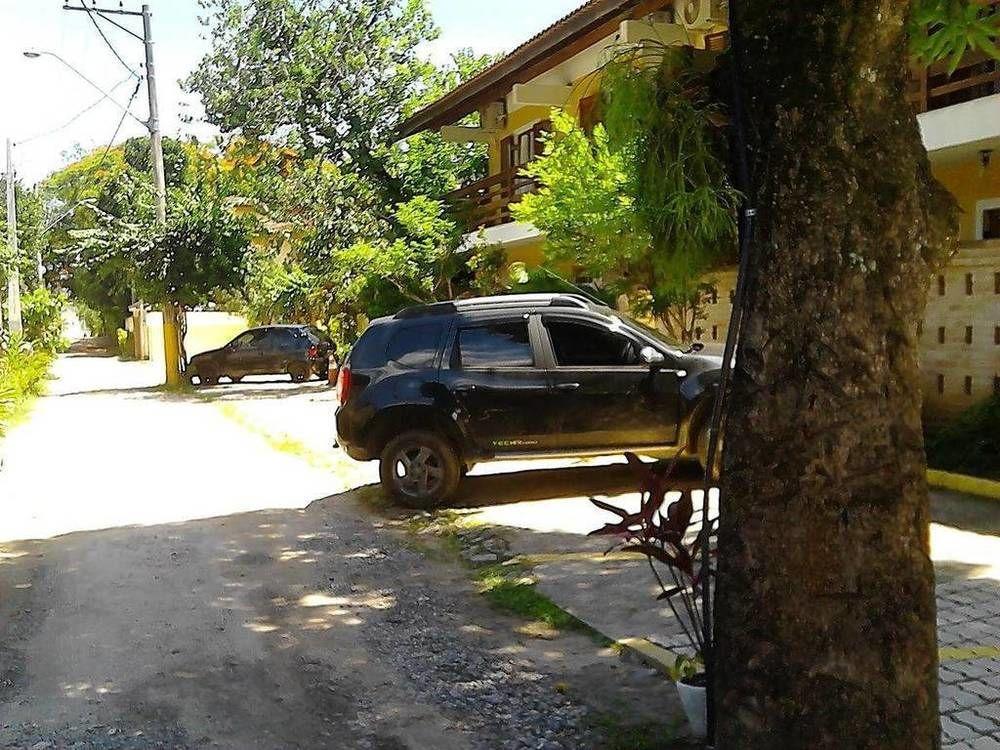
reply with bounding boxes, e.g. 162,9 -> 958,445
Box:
398,0 -> 649,139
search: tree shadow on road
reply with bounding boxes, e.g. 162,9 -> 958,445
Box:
0,488 -> 691,749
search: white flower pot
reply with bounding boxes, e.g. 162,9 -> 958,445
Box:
676,677 -> 708,739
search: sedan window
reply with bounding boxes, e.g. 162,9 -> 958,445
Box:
546,320 -> 640,367
457,322 -> 534,368
230,331 -> 259,350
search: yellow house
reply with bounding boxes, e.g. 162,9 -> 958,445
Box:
400,0 -> 727,267
400,0 -> 1000,417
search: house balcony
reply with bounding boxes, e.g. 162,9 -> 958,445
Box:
910,41 -> 1000,154
445,168 -> 540,233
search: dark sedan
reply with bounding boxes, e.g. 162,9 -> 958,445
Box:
188,325 -> 335,385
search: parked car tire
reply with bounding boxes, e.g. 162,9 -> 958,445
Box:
192,365 -> 219,387
289,363 -> 310,383
228,374 -> 244,384
379,430 -> 461,508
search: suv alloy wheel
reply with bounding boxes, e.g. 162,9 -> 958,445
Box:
379,430 -> 461,508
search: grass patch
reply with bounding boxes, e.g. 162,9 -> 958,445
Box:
926,395 -> 1000,481
0,345 -> 54,438
475,562 -> 612,645
591,713 -> 689,750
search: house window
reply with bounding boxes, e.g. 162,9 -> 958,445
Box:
710,287 -> 718,304
937,374 -> 945,394
964,376 -> 973,395
938,326 -> 946,344
712,325 -> 719,341
938,275 -> 946,296
995,325 -> 1000,345
966,326 -> 974,344
995,272 -> 1000,294
695,327 -> 703,340
966,273 -> 974,295
500,120 -> 551,174
979,200 -> 1000,240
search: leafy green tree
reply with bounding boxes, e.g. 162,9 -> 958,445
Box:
186,0 -> 438,207
514,56 -> 738,344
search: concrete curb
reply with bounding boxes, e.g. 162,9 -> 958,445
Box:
616,637 -> 682,675
928,469 -> 1000,501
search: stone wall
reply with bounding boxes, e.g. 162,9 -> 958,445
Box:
691,242 -> 1000,420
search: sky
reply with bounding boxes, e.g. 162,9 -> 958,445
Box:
0,0 -> 583,185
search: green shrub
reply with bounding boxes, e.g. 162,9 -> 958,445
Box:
926,395 -> 1000,480
21,287 -> 68,353
116,328 -> 134,360
0,338 -> 54,437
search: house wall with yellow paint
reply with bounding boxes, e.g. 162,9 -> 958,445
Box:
145,311 -> 248,364
932,154 -> 1000,242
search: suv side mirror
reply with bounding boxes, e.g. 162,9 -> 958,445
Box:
686,342 -> 705,354
640,346 -> 666,366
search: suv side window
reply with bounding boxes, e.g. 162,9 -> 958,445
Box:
387,323 -> 443,368
546,320 -> 640,367
456,321 -> 534,369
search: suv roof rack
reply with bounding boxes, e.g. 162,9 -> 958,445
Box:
394,294 -> 600,320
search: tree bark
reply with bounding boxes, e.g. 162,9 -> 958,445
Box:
715,3 -> 957,748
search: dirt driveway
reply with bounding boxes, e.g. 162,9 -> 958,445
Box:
0,351 -> 684,749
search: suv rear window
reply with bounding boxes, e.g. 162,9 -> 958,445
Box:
546,320 -> 640,367
456,322 -> 534,368
387,323 -> 443,368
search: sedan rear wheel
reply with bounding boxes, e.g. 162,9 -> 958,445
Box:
379,430 -> 460,509
289,363 -> 310,383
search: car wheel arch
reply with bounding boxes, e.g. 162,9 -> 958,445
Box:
367,405 -> 464,460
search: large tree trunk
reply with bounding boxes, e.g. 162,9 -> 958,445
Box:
715,3 -> 957,748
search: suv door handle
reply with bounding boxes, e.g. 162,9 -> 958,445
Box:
554,382 -> 581,392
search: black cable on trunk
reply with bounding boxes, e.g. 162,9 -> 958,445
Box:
701,0 -> 757,743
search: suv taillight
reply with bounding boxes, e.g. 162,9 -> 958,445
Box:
307,344 -> 319,358
335,365 -> 352,405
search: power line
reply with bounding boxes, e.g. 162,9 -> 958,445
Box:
77,0 -> 140,78
17,73 -> 138,147
42,76 -> 144,235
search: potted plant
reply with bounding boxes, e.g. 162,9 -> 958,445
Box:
590,452 -> 715,738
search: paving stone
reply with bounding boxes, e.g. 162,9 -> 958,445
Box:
943,716 -> 977,742
965,680 -> 1000,702
949,684 -> 987,709
953,710 -> 998,735
943,666 -> 969,684
956,662 -> 994,680
972,737 -> 1000,750
973,702 -> 1000,722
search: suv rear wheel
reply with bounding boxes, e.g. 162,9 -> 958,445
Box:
379,430 -> 460,508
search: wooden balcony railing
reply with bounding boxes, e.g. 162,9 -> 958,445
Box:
909,5 -> 1000,113
445,168 -> 540,231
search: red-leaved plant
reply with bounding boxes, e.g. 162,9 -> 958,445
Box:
590,452 -> 715,663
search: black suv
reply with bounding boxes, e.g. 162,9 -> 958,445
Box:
335,294 -> 721,506
189,325 -> 334,385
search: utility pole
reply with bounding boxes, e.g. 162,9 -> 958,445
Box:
5,139 -> 23,336
140,3 -> 182,386
63,2 -> 181,385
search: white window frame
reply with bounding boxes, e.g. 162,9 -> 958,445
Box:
975,197 -> 1000,240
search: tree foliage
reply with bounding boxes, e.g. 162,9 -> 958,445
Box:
514,50 -> 738,343
911,0 -> 1000,73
